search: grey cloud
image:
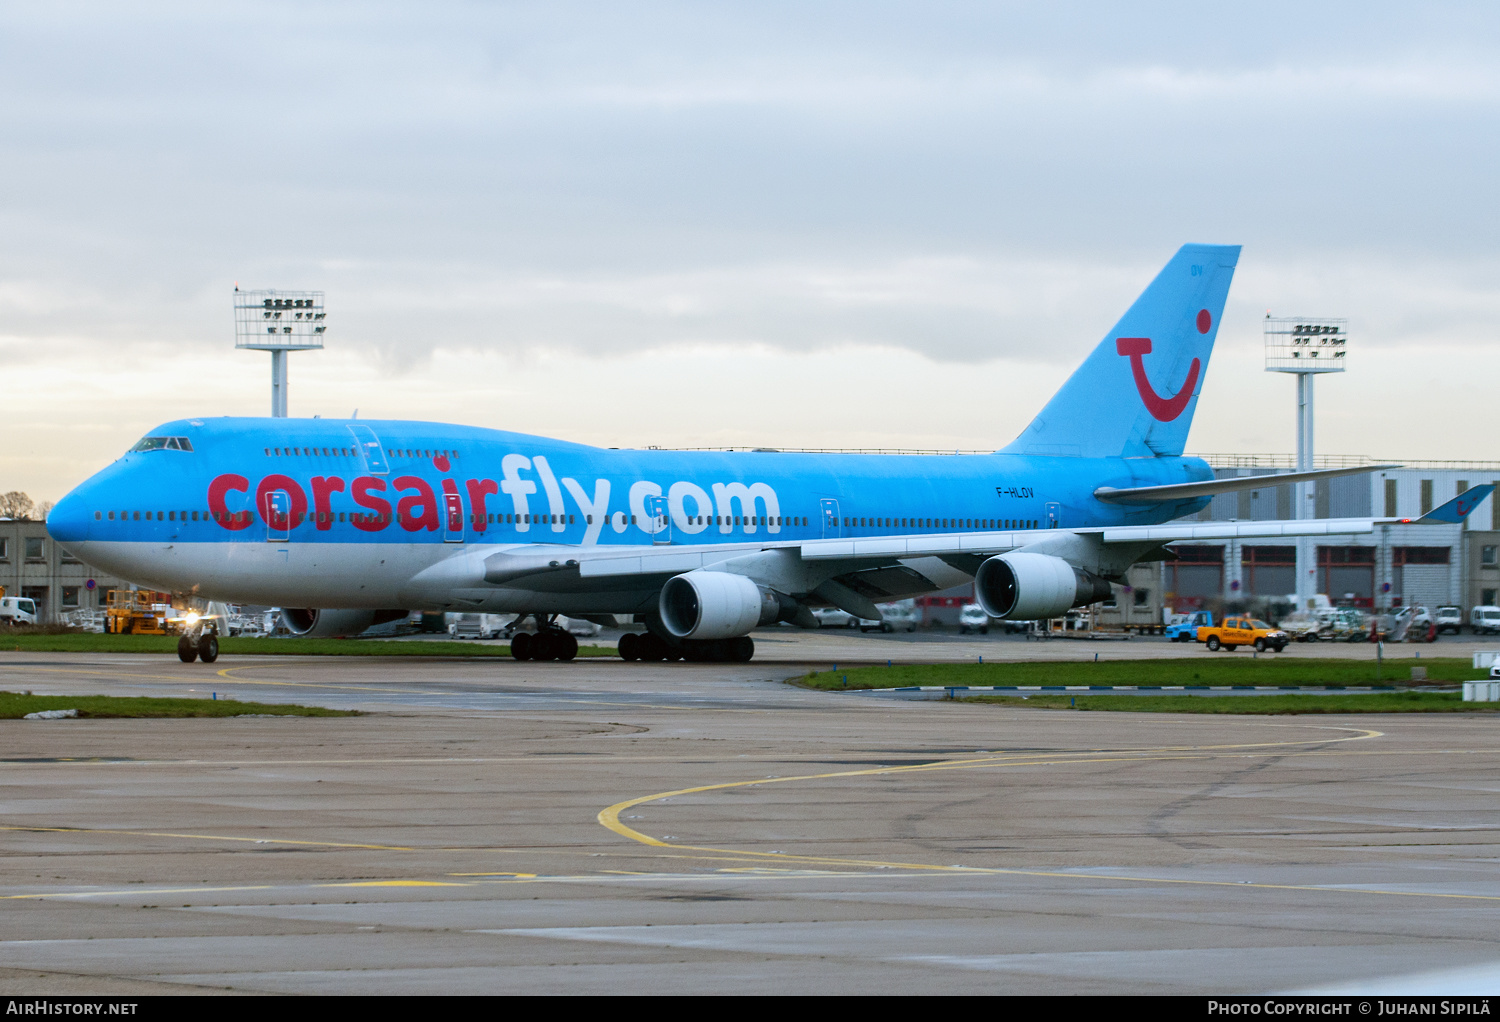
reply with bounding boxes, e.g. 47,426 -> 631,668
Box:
2,2 -> 1499,372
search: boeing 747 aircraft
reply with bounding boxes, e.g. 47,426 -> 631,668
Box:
45,244 -> 1491,663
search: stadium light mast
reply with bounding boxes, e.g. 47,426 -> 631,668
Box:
1265,315 -> 1348,611
234,289 -> 327,417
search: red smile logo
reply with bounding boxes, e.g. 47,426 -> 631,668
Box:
1115,309 -> 1211,422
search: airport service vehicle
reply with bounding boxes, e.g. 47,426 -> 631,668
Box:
447,612 -> 509,639
958,603 -> 991,634
1165,610 -> 1212,642
1472,606 -> 1500,635
1197,616 -> 1289,653
0,596 -> 38,627
105,588 -> 178,635
1435,606 -> 1463,635
45,245 -> 1494,664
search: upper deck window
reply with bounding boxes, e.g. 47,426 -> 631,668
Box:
130,436 -> 194,452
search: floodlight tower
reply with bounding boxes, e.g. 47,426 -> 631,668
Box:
234,289 -> 327,417
1265,315 -> 1348,611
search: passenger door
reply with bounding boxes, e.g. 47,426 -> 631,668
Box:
820,498 -> 842,539
646,494 -> 671,545
264,490 -> 291,543
443,492 -> 464,543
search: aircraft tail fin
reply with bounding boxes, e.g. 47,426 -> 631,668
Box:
1415,485 -> 1495,524
1002,244 -> 1240,459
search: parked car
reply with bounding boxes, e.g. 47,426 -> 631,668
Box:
811,607 -> 857,628
958,603 -> 991,635
1471,605 -> 1500,635
1434,606 -> 1463,635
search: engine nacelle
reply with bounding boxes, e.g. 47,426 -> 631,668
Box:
280,608 -> 408,638
659,572 -> 792,640
973,552 -> 1115,620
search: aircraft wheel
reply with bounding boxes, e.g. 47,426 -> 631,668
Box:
1254,638 -> 1267,653
637,632 -> 667,662
618,632 -> 640,661
198,634 -> 219,663
511,631 -> 533,661
729,635 -> 755,662
555,632 -> 578,662
531,631 -> 556,661
177,636 -> 198,663
1206,636 -> 1221,651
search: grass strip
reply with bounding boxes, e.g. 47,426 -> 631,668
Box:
0,633 -> 614,658
798,657 -> 1485,692
956,692 -> 1492,714
0,691 -> 356,718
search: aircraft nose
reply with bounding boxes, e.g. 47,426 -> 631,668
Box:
45,489 -> 91,545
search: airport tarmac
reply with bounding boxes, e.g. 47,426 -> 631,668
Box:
3,638 -> 1500,995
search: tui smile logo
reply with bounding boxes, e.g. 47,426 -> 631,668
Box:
1114,309 -> 1212,422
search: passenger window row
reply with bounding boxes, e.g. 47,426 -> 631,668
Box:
842,517 -> 1037,530
262,446 -> 463,459
387,449 -> 459,459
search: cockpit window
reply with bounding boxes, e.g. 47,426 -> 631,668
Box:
130,436 -> 194,452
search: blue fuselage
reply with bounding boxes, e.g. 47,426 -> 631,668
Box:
48,418 -> 1212,556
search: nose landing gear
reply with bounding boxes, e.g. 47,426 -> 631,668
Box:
176,630 -> 220,664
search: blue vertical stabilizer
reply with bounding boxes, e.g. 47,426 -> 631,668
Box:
1002,244 -> 1240,459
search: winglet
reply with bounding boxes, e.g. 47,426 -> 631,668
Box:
1413,485 -> 1495,524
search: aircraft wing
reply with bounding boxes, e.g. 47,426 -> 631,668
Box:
581,483 -> 1492,577
477,485 -> 1495,620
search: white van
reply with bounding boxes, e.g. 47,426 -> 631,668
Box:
1472,606 -> 1500,635
0,597 -> 38,626
880,600 -> 919,632
958,603 -> 991,634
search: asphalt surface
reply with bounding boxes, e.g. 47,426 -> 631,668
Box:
3,633 -> 1499,995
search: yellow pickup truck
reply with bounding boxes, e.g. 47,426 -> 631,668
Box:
1198,616 -> 1290,653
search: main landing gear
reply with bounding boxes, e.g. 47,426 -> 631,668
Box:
617,632 -> 754,663
176,631 -> 220,664
508,615 -> 579,662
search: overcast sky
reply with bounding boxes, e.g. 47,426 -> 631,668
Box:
4,2 -> 1499,501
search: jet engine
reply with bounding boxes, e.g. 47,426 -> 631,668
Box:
659,572 -> 796,640
973,552 -> 1115,621
280,608 -> 409,638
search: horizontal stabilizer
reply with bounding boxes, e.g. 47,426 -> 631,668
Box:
1416,484 -> 1495,524
1094,464 -> 1401,505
